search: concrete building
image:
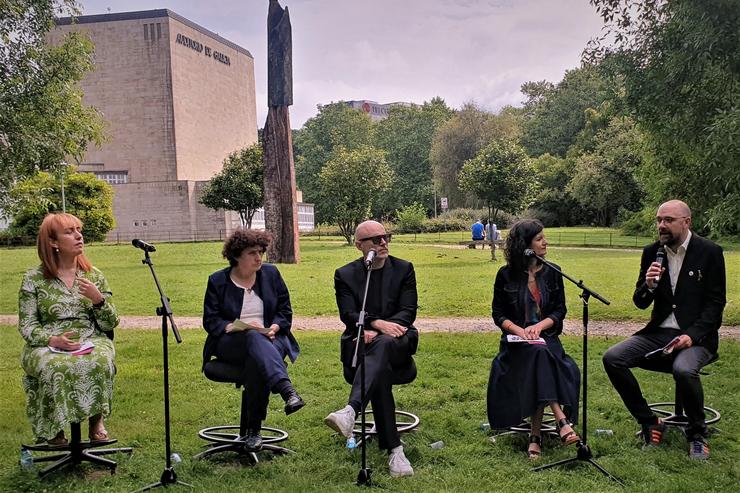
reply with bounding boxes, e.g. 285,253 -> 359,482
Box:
49,9 -> 274,242
345,100 -> 415,121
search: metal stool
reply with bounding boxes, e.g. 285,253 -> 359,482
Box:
637,354 -> 720,437
352,409 -> 420,447
343,358 -> 419,447
489,412 -> 559,440
195,360 -> 292,463
22,422 -> 133,478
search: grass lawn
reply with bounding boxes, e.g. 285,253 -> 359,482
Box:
0,328 -> 738,492
1,241 -> 738,324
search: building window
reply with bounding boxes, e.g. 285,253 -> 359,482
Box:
95,171 -> 128,184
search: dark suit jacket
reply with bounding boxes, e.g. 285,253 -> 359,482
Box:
334,256 -> 419,365
491,262 -> 567,336
632,234 -> 726,353
202,264 -> 300,370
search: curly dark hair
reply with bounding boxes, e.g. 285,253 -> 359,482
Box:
504,219 -> 544,276
222,229 -> 273,267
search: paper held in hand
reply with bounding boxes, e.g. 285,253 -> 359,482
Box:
232,319 -> 271,335
645,336 -> 682,359
506,334 -> 546,345
48,341 -> 95,356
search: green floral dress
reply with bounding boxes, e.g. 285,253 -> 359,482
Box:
18,266 -> 119,441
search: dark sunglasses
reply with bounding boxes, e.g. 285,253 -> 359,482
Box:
358,234 -> 392,245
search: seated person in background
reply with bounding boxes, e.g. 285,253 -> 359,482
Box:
324,220 -> 419,478
19,213 -> 119,445
202,229 -> 304,450
472,219 -> 485,241
487,219 -> 581,460
603,200 -> 726,459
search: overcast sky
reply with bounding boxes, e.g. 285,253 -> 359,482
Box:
78,0 -> 606,128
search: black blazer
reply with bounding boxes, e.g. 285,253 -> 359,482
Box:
632,234 -> 726,353
492,262 -> 567,336
334,256 -> 419,365
202,264 -> 300,369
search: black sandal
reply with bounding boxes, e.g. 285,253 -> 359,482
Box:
527,434 -> 542,459
557,418 -> 580,446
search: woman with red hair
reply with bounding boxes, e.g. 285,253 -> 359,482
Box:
18,213 -> 119,445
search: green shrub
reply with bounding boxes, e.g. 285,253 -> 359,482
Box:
395,203 -> 427,233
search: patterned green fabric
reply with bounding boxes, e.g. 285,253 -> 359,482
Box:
18,266 -> 119,441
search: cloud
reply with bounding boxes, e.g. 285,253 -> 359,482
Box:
81,0 -> 604,126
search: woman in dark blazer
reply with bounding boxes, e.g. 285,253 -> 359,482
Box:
487,219 -> 580,459
202,229 -> 304,449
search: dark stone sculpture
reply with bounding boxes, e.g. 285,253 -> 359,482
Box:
263,0 -> 300,263
267,0 -> 293,106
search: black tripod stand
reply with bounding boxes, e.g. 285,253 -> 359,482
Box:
132,241 -> 192,492
350,257 -> 375,486
529,252 -> 624,486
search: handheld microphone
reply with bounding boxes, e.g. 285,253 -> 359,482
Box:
364,249 -> 376,267
132,238 -> 156,252
653,246 -> 666,282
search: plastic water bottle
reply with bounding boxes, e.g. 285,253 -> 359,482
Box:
594,429 -> 614,437
19,448 -> 33,469
346,436 -> 356,449
430,440 -> 445,449
170,452 -> 182,464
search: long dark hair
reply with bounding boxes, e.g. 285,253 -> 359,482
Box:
504,219 -> 544,276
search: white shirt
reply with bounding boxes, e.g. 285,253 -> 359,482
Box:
659,231 -> 692,330
230,276 -> 264,327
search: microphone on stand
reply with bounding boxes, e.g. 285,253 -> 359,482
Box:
364,249 -> 376,267
132,238 -> 156,252
524,248 -> 536,258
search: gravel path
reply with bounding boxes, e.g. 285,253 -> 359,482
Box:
2,315 -> 738,340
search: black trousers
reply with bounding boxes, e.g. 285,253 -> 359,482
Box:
343,334 -> 415,451
602,327 -> 714,439
216,330 -> 290,426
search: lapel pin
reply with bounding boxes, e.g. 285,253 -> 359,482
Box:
689,271 -> 694,277
698,269 -> 703,281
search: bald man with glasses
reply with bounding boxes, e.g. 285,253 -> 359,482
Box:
603,200 -> 726,459
324,220 -> 418,478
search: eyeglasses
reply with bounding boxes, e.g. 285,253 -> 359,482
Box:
358,234 -> 392,245
656,216 -> 688,225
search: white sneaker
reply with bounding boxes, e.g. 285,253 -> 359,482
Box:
324,405 -> 356,438
388,446 -> 414,478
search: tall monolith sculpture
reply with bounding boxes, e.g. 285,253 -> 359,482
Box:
263,0 -> 300,263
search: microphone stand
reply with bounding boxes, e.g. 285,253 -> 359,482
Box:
529,253 -> 624,486
133,248 -> 192,492
350,257 -> 374,486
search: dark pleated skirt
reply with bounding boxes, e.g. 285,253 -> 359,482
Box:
487,334 -> 580,429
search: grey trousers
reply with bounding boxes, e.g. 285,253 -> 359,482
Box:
603,327 -> 714,439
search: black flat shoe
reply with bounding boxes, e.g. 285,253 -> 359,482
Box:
283,391 -> 305,415
244,431 -> 263,451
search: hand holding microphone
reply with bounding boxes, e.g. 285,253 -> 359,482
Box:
646,246 -> 665,289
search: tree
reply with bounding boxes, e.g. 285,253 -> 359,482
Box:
293,102 -> 374,222
7,166 -> 114,241
528,153 -> 588,226
566,117 -> 646,226
199,144 -> 264,228
458,139 -> 534,224
430,103 -> 521,209
319,146 -> 393,244
587,0 -> 740,235
520,65 -> 609,158
0,1 -> 105,207
374,97 -> 454,217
